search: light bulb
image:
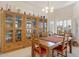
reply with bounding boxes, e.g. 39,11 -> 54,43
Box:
45,7 -> 48,10
46,10 -> 48,13
42,8 -> 45,11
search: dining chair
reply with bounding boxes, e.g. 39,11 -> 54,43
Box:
52,32 -> 69,57
32,40 -> 47,57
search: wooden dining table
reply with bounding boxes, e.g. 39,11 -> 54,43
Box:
32,35 -> 72,57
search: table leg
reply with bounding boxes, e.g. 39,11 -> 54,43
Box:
32,43 -> 35,57
69,40 -> 72,53
52,49 -> 55,57
46,48 -> 52,57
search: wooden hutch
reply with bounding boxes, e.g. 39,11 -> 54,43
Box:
0,9 -> 48,52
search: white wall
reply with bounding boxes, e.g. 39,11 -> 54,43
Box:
73,2 -> 79,40
47,4 -> 74,33
50,5 -> 73,20
73,2 -> 79,18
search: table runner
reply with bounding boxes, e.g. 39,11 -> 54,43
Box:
41,36 -> 64,43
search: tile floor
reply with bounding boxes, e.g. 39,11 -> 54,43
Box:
0,46 -> 79,57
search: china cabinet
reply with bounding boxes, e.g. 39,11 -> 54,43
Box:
0,9 -> 48,52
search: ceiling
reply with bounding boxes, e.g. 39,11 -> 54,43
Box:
0,1 -> 75,9
0,1 -> 76,16
24,1 -> 75,10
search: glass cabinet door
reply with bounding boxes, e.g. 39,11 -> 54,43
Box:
15,16 -> 22,42
5,16 -> 13,44
32,18 -> 37,36
26,17 -> 31,39
39,18 -> 43,37
32,18 -> 36,27
44,19 -> 47,32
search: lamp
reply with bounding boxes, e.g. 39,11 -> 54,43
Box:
42,1 -> 54,13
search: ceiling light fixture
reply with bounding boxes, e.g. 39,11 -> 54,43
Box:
45,7 -> 48,10
42,8 -> 45,11
42,1 -> 54,13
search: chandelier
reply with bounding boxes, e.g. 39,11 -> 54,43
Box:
42,1 -> 54,13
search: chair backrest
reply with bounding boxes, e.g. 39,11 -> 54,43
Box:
32,39 -> 41,56
34,41 -> 39,48
64,32 -> 69,41
62,32 -> 69,49
32,40 -> 41,56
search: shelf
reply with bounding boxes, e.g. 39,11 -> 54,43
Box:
5,16 -> 13,29
15,16 -> 22,42
6,32 -> 12,35
26,33 -> 31,39
5,20 -> 13,23
5,16 -> 13,44
5,33 -> 13,43
15,16 -> 22,24
26,17 -> 32,40
16,31 -> 22,41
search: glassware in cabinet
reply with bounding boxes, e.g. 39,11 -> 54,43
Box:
5,16 -> 13,44
26,16 -> 31,39
15,16 -> 22,42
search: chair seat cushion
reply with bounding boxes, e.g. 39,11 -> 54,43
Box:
35,47 -> 46,54
41,47 -> 46,54
54,45 -> 67,51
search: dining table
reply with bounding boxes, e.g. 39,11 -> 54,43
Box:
32,35 -> 73,57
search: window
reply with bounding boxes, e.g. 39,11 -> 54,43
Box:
49,19 -> 72,34
50,21 -> 54,33
63,20 -> 67,27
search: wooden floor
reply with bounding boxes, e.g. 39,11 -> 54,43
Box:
0,46 -> 79,57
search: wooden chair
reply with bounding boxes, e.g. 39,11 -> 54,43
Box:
32,40 -> 46,57
52,32 -> 69,57
32,32 -> 46,57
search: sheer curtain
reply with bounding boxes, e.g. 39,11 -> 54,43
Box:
49,19 -> 72,34
75,19 -> 79,38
